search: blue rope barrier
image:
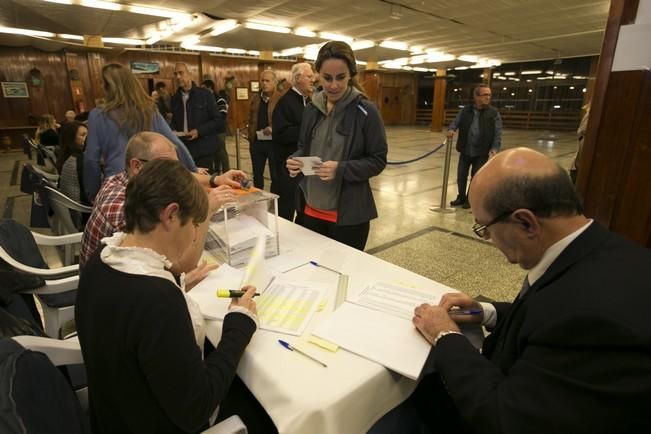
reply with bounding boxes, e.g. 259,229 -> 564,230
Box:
386,142 -> 446,165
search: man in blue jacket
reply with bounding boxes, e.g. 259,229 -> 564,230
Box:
171,63 -> 226,170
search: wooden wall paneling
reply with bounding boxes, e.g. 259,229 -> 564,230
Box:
0,46 -> 74,126
576,0 -> 639,196
65,51 -> 92,112
86,51 -> 107,107
609,70 -> 651,246
360,71 -> 380,107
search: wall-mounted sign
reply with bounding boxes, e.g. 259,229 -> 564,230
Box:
236,87 -> 249,100
1,82 -> 29,98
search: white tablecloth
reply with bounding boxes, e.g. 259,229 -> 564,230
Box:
204,219 -> 470,434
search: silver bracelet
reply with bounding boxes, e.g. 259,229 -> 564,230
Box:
433,330 -> 463,346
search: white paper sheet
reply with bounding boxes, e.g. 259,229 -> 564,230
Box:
313,302 -> 431,380
187,264 -> 244,320
351,282 -> 440,320
256,130 -> 273,141
293,156 -> 323,176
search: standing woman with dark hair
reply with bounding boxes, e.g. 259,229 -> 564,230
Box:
84,63 -> 198,202
286,41 -> 387,250
57,121 -> 89,203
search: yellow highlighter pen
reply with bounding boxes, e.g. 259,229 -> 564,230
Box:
216,289 -> 261,298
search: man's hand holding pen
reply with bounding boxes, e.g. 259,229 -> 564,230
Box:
412,292 -> 484,345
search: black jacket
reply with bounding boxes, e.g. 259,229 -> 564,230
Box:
171,84 -> 225,159
292,94 -> 387,226
272,88 -> 307,153
455,105 -> 499,155
434,222 -> 651,434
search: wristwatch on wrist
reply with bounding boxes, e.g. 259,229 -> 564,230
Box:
433,330 -> 462,346
209,173 -> 219,188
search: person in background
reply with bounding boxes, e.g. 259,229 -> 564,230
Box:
248,70 -> 280,189
447,85 -> 502,209
201,79 -> 231,174
84,63 -> 198,202
76,158 -> 259,434
271,62 -> 314,221
34,114 -> 59,147
63,110 -> 77,124
286,41 -> 387,250
171,63 -> 226,171
56,121 -> 89,228
410,148 -> 651,434
570,103 -> 590,184
154,81 -> 173,125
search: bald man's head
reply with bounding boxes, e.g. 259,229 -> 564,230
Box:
469,148 -> 583,220
125,132 -> 177,176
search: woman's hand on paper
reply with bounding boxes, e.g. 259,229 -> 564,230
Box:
231,285 -> 258,315
286,158 -> 303,178
184,260 -> 218,292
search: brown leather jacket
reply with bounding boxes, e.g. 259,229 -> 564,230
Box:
248,91 -> 280,142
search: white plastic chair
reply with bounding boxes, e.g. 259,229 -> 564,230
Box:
11,336 -> 248,434
0,229 -> 81,338
43,185 -> 92,235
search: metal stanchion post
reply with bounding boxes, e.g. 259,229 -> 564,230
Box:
429,137 -> 456,214
235,129 -> 242,170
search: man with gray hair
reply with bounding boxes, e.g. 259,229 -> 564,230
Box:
248,69 -> 281,189
447,85 -> 502,209
271,63 -> 314,221
80,132 -> 244,267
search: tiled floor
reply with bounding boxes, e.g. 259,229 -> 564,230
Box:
0,126 -> 579,302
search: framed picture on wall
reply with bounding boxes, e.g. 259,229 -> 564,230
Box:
236,87 -> 249,100
131,61 -> 160,75
1,82 -> 29,98
250,81 -> 260,93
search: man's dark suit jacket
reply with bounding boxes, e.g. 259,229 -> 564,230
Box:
434,222 -> 651,434
170,84 -> 225,159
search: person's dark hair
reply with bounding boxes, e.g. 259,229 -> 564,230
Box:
155,82 -> 166,91
124,159 -> 208,234
74,111 -> 89,123
315,41 -> 365,95
201,79 -> 215,91
56,121 -> 87,172
481,164 -> 583,219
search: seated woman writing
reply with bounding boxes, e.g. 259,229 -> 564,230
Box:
76,158 -> 258,434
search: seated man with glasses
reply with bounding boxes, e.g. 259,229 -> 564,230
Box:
410,147 -> 651,434
80,132 -> 247,281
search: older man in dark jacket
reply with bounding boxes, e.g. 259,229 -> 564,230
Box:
171,63 -> 225,170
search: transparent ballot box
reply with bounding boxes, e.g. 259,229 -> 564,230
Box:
205,189 -> 279,266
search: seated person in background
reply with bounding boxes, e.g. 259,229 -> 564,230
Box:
410,147 -> 651,434
76,158 -> 258,434
57,121 -> 90,229
79,131 -> 244,273
34,113 -> 59,147
57,121 -> 89,205
63,110 -> 77,124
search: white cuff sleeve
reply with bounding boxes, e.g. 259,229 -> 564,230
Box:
480,302 -> 497,328
226,306 -> 259,329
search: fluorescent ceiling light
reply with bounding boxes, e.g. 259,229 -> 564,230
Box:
546,70 -> 555,74
351,40 -> 375,51
504,72 -> 515,76
410,46 -> 425,54
58,33 -> 84,40
458,55 -> 478,63
319,32 -> 353,43
356,60 -> 367,65
380,40 -> 409,51
0,26 -> 55,37
44,0 -> 72,4
210,19 -> 239,36
554,105 -> 561,108
412,67 -> 428,72
180,36 -> 200,48
225,48 -> 246,54
80,0 -> 122,11
247,50 -> 260,56
245,22 -> 290,33
127,5 -> 188,19
521,70 -> 542,75
454,66 -> 469,70
294,27 -> 316,37
102,37 -> 143,45
280,47 -> 304,56
183,44 -> 224,53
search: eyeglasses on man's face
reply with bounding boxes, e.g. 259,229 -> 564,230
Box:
472,210 -> 514,238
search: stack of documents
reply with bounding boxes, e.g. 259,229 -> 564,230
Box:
313,282 -> 441,380
208,214 -> 275,266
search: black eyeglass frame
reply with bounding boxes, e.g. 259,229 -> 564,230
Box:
472,209 -> 515,238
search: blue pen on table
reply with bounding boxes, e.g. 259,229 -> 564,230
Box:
448,309 -> 482,316
278,340 -> 328,368
309,260 -> 342,275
